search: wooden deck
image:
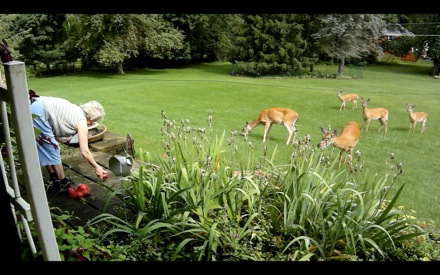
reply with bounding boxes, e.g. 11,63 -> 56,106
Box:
22,132 -> 134,227
44,151 -> 126,227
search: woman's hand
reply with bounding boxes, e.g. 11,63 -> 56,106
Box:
95,166 -> 108,179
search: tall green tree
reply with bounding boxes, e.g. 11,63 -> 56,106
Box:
0,14 -> 18,83
294,14 -> 322,72
0,14 -> 17,50
64,14 -> 185,74
163,14 -> 235,63
228,14 -> 309,76
9,14 -> 67,71
312,14 -> 386,76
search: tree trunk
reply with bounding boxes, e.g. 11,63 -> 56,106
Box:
338,57 -> 345,77
117,62 -> 124,75
433,61 -> 440,76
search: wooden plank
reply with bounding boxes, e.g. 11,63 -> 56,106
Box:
62,151 -> 127,186
19,165 -> 129,227
89,131 -> 127,153
45,188 -> 103,228
35,151 -> 130,226
16,147 -> 141,228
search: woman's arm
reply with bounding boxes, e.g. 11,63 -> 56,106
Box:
76,120 -> 106,179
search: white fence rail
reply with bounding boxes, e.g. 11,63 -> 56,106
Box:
1,61 -> 60,261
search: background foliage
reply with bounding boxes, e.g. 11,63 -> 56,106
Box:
2,13 -> 440,77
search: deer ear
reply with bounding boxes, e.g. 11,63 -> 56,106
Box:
320,126 -> 326,133
333,130 -> 337,136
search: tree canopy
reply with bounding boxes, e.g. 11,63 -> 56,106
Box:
229,14 -> 310,76
2,14 -> 439,76
9,14 -> 67,70
64,14 -> 185,74
312,14 -> 386,76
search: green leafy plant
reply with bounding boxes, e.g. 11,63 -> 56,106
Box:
82,111 -> 432,261
49,208 -> 121,261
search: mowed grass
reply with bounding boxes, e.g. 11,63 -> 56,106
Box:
27,60 -> 440,226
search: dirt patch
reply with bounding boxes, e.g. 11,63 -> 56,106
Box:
60,144 -> 80,160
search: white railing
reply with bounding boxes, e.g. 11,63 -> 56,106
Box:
0,61 -> 60,261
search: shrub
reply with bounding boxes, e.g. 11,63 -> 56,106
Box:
84,111 -> 432,261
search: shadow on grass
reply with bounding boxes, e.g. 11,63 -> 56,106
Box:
33,62 -> 235,79
366,60 -> 433,76
32,61 -> 434,82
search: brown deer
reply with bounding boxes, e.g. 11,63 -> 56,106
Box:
406,104 -> 428,134
317,121 -> 360,172
337,90 -> 359,111
361,98 -> 388,132
241,107 -> 299,145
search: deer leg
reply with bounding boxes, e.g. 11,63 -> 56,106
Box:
421,122 -> 425,134
338,150 -> 343,170
382,120 -> 387,133
267,124 -> 273,140
286,131 -> 292,145
285,123 -> 294,145
263,123 -> 272,142
290,127 -> 298,145
348,148 -> 353,172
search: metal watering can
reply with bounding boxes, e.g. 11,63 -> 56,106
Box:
108,133 -> 135,177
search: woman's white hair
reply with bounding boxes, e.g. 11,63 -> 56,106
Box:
80,100 -> 105,122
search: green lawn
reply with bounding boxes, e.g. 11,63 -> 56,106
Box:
27,60 -> 440,227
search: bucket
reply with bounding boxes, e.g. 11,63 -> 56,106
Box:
109,155 -> 133,177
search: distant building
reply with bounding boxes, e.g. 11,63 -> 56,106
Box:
381,24 -> 424,62
381,24 -> 414,41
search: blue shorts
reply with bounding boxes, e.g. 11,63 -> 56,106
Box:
30,100 -> 62,166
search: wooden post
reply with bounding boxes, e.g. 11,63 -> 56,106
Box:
2,61 -> 60,261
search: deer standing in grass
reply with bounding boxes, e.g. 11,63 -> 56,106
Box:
406,104 -> 428,134
317,121 -> 360,172
241,107 -> 299,145
337,90 -> 359,111
361,98 -> 388,132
